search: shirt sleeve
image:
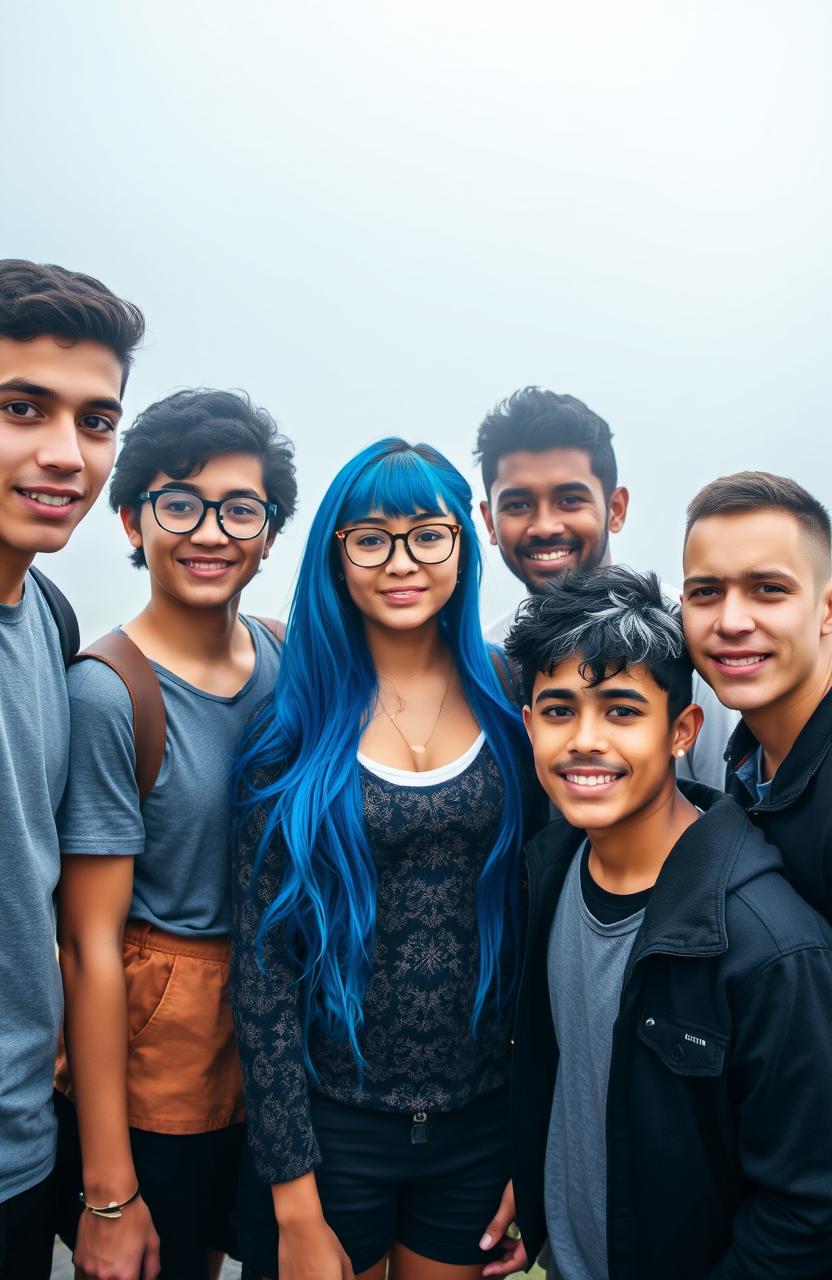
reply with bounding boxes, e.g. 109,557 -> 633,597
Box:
57,660 -> 145,856
708,944 -> 832,1277
230,789 -> 321,1184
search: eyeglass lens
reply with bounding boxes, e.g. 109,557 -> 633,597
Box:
343,525 -> 455,566
153,491 -> 267,538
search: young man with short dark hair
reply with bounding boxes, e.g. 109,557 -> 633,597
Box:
483,567 -> 832,1280
54,389 -> 296,1280
0,259 -> 144,1277
475,386 -> 736,789
683,471 -> 832,922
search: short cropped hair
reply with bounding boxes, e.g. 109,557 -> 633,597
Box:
110,388 -> 297,568
474,386 -> 618,502
505,566 -> 693,721
0,259 -> 144,393
685,471 -> 831,566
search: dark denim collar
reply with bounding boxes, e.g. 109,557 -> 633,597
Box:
725,685 -> 832,811
524,786 -> 776,968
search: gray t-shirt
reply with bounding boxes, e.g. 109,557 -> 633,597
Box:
0,573 -> 68,1203
545,845 -> 645,1280
58,617 -> 281,937
487,583 -> 739,792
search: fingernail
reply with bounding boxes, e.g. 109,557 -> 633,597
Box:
480,1233 -> 492,1249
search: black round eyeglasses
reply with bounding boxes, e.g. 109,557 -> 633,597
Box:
335,522 -> 461,568
139,490 -> 278,540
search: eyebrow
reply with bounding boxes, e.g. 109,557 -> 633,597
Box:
534,685 -> 649,705
683,569 -> 800,589
0,378 -> 123,415
348,511 -> 446,526
159,482 -> 264,500
498,482 -> 593,502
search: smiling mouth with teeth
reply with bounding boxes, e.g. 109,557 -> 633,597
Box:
563,772 -> 621,787
181,559 -> 232,568
525,547 -> 574,562
715,655 -> 769,667
19,490 -> 75,507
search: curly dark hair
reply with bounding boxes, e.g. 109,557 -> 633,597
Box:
0,259 -> 144,393
474,386 -> 617,501
110,388 -> 297,568
505,565 -> 693,720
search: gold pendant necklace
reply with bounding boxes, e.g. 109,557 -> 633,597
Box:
378,660 -> 452,757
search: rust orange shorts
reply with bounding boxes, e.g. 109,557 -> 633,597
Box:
56,920 -> 244,1135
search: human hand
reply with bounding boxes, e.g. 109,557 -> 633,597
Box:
480,1179 -> 528,1277
73,1194 -> 161,1280
277,1213 -> 355,1280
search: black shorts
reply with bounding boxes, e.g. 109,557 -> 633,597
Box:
54,1090 -> 243,1280
236,1087 -> 511,1276
0,1173 -> 55,1280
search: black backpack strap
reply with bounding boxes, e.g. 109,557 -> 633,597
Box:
73,632 -> 167,806
29,566 -> 80,667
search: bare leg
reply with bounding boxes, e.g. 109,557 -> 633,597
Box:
389,1241 -> 485,1280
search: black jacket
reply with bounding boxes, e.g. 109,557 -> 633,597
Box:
510,784 -> 832,1280
725,687 -> 832,924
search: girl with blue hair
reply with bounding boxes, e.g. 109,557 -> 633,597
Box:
231,438 -> 540,1280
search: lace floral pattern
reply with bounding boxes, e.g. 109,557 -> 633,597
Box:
231,743 -> 531,1184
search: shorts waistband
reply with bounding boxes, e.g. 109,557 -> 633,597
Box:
124,920 -> 231,963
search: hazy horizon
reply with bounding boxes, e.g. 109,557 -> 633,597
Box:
5,0 -> 828,640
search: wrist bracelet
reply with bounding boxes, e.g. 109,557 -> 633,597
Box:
78,1185 -> 140,1219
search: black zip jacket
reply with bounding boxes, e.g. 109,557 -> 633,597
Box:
510,784 -> 832,1280
725,686 -> 832,923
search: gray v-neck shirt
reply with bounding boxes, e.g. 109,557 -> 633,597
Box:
545,845 -> 645,1280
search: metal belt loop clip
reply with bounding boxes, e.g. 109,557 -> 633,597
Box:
411,1110 -> 428,1144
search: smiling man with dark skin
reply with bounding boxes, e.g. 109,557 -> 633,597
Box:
0,259 -> 144,1278
683,472 -> 832,923
489,567 -> 832,1280
475,386 -> 736,790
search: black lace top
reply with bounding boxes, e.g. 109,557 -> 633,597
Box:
231,740 -> 537,1184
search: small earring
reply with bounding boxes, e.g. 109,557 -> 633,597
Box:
676,748 -> 685,759
337,571 -> 345,581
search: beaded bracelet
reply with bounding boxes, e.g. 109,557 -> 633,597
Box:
78,1185 -> 140,1219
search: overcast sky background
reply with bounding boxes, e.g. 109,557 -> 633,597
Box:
4,0 -> 830,641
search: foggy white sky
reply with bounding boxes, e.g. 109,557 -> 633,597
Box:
4,0 -> 830,640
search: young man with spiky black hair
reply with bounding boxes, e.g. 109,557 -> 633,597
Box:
479,567 -> 832,1280
0,259 -> 144,1277
474,386 -> 737,789
683,472 -> 832,924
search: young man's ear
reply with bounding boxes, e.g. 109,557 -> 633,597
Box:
607,486 -> 629,535
670,702 -> 705,762
120,504 -> 143,552
479,498 -> 498,546
261,527 -> 279,561
522,702 -> 533,742
819,578 -> 832,637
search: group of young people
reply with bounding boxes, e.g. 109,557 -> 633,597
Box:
0,256 -> 830,1280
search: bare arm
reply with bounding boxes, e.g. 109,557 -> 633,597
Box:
58,854 -> 160,1280
271,1172 -> 354,1280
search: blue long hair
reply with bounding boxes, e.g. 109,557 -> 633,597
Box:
236,438 -> 528,1073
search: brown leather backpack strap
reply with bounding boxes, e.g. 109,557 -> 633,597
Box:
253,617 -> 286,644
73,633 -> 167,806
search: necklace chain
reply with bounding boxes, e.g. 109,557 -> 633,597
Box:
377,659 -> 453,757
